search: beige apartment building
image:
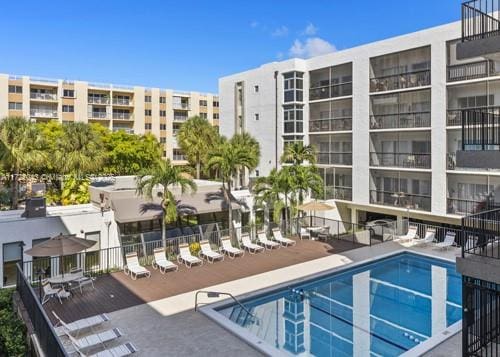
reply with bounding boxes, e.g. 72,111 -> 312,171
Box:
0,74 -> 219,164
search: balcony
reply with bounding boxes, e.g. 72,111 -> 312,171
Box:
309,118 -> 352,132
370,112 -> 431,130
89,112 -> 109,119
30,92 -> 57,101
316,152 -> 352,166
112,112 -> 133,120
173,113 -> 188,121
112,98 -> 132,106
447,60 -> 498,82
173,102 -> 190,110
447,197 -> 494,215
173,153 -> 187,161
113,127 -> 134,134
370,190 -> 431,211
324,186 -> 352,201
88,97 -> 110,105
30,109 -> 58,118
370,70 -> 431,93
309,83 -> 352,101
370,152 -> 431,169
461,208 -> 500,261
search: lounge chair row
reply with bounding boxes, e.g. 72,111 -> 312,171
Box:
397,226 -> 457,250
124,228 -> 297,279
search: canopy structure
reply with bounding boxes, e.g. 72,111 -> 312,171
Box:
297,201 -> 335,212
24,233 -> 97,257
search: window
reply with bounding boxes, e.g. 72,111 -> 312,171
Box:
200,112 -> 208,119
213,113 -> 219,120
145,95 -> 152,102
160,123 -> 167,130
63,89 -> 75,97
254,85 -> 259,93
3,242 -> 23,286
145,123 -> 152,130
283,72 -> 304,103
160,137 -> 166,143
145,109 -> 152,116
160,96 -> 166,104
62,105 -> 74,113
283,105 -> 303,133
163,151 -> 167,157
255,170 -> 260,177
160,110 -> 166,117
8,102 -> 22,110
84,232 -> 100,269
199,100 -> 207,106
8,85 -> 22,93
213,100 -> 219,107
255,113 -> 259,121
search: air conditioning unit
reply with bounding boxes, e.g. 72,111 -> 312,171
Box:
21,197 -> 47,218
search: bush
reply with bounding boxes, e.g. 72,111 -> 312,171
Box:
0,289 -> 27,357
189,242 -> 201,256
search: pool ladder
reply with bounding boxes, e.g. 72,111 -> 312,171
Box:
194,290 -> 259,325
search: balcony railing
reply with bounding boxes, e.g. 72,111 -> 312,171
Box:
447,152 -> 457,170
324,186 -> 352,201
462,0 -> 500,41
173,115 -> 188,121
88,97 -> 110,104
370,152 -> 431,169
461,107 -> 500,149
173,154 -> 187,161
173,103 -> 190,110
370,70 -> 431,93
447,60 -> 498,82
113,127 -> 134,134
30,109 -> 58,118
309,82 -> 353,101
462,207 -> 500,260
89,112 -> 109,119
309,118 -> 352,132
370,111 -> 431,129
448,197 -> 494,215
112,98 -> 131,106
30,92 -> 57,101
370,190 -> 431,211
112,112 -> 133,120
316,152 -> 352,166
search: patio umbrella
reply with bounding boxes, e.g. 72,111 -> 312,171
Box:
297,201 -> 336,227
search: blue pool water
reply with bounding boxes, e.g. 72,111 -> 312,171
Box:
218,253 -> 462,356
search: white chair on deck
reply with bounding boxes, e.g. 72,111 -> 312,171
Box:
52,311 -> 110,336
177,243 -> 203,268
414,228 -> 436,247
299,228 -> 311,240
199,240 -> 224,263
41,280 -> 66,305
435,232 -> 456,250
396,226 -> 418,243
257,232 -> 280,250
124,252 -> 151,280
152,247 -> 178,274
272,228 -> 296,246
66,328 -> 123,352
219,237 -> 244,258
241,234 -> 264,254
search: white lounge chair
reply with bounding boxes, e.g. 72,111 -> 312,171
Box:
414,228 -> 436,247
435,232 -> 456,250
299,228 -> 311,240
75,342 -> 138,357
257,232 -> 280,250
396,226 -> 418,243
124,252 -> 151,280
66,328 -> 123,352
199,240 -> 224,263
152,248 -> 179,274
52,311 -> 110,336
41,280 -> 66,305
241,234 -> 264,254
219,237 -> 244,258
177,243 -> 203,268
272,228 -> 297,246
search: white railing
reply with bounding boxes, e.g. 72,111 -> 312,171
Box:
30,93 -> 57,100
30,109 -> 58,118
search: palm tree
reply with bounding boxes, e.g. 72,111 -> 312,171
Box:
136,159 -> 197,247
177,116 -> 219,179
230,133 -> 260,187
207,135 -> 259,235
292,165 -> 324,206
0,116 -> 46,209
281,142 -> 316,165
254,169 -> 288,226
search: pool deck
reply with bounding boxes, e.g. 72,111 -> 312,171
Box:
49,240 -> 462,356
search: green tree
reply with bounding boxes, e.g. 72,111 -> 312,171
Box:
207,135 -> 260,235
254,168 -> 287,224
231,132 -> 260,186
177,116 -> 219,179
60,175 -> 91,205
0,117 -> 46,209
136,159 -> 197,246
281,142 -> 316,165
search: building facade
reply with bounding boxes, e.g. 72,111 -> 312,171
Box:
219,19 -> 500,226
0,74 -> 220,164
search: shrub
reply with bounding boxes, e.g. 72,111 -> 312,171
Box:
189,242 -> 201,256
0,289 -> 27,357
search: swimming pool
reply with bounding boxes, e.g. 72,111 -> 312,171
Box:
212,252 -> 462,356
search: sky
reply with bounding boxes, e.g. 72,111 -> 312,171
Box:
0,1 -> 462,93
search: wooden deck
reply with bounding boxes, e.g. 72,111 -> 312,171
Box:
44,239 -> 364,324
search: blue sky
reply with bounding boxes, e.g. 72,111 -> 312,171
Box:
0,1 -> 461,93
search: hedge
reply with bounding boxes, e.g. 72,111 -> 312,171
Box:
0,289 -> 27,357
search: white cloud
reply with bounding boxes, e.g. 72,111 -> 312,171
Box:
289,37 -> 336,58
302,23 -> 318,36
272,25 -> 289,37
250,21 -> 259,28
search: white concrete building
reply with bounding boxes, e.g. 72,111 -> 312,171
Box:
219,19 -> 500,226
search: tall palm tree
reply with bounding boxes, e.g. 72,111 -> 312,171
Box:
136,159 -> 197,247
281,142 -> 316,165
230,132 -> 260,187
254,168 -> 289,227
207,135 -> 259,235
177,116 -> 219,179
0,116 -> 46,209
292,165 -> 324,206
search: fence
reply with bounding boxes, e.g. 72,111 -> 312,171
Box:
462,208 -> 500,259
462,0 -> 500,41
16,264 -> 68,357
462,108 -> 500,150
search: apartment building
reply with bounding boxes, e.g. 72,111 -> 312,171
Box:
219,17 -> 500,227
0,74 -> 220,164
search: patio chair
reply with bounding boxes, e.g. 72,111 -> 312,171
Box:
435,232 -> 456,250
66,328 -> 123,352
414,228 -> 436,247
219,237 -> 244,258
78,342 -> 138,357
299,228 -> 311,240
68,268 -> 95,294
152,248 -> 179,274
257,232 -> 280,250
52,311 -> 110,336
124,252 -> 151,280
272,228 -> 296,247
41,280 -> 66,305
317,226 -> 330,241
396,226 -> 418,243
241,234 -> 264,254
199,240 -> 224,263
177,243 -> 203,268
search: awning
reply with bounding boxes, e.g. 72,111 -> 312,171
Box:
112,191 -> 240,223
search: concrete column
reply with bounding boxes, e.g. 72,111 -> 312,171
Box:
431,265 -> 447,335
353,270 -> 371,357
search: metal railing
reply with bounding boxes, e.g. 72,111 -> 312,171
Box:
173,154 -> 187,161
309,118 -> 352,132
370,190 -> 432,211
316,152 -> 352,166
370,70 -> 431,92
447,60 -> 498,82
461,108 -> 500,150
462,0 -> 500,41
88,97 -> 110,104
173,115 -> 188,121
89,112 -> 108,119
324,186 -> 352,201
462,207 -> 500,259
448,197 -> 494,216
369,152 -> 431,169
309,82 -> 353,100
30,92 -> 57,101
112,98 -> 132,106
173,103 -> 190,110
16,264 -> 68,357
30,109 -> 58,118
370,112 -> 431,129
112,112 -> 133,120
